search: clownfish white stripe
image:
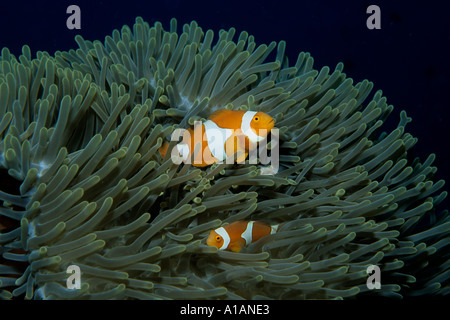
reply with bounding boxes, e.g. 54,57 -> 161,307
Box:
270,224 -> 279,234
203,120 -> 233,161
215,227 -> 230,250
159,109 -> 275,167
241,111 -> 264,143
207,220 -> 281,253
176,143 -> 190,161
241,221 -> 254,246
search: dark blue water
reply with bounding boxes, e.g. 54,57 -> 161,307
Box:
1,0 -> 449,209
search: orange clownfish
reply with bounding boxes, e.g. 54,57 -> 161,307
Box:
159,109 -> 275,167
206,221 -> 279,252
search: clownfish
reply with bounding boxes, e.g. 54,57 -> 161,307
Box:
206,221 -> 279,253
159,109 -> 275,167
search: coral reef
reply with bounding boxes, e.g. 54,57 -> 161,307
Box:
0,17 -> 448,299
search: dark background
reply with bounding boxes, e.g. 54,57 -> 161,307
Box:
1,0 -> 449,209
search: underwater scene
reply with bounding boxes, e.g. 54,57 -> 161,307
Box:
0,0 -> 449,303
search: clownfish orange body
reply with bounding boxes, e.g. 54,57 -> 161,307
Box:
159,109 -> 275,167
207,221 -> 279,253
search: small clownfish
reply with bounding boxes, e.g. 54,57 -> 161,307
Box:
207,221 -> 279,253
159,109 -> 275,167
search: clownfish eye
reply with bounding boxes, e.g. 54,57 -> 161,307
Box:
254,116 -> 260,122
216,236 -> 221,242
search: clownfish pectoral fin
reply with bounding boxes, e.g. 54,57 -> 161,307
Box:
224,132 -> 247,164
236,150 -> 248,164
229,242 -> 245,253
235,133 -> 248,164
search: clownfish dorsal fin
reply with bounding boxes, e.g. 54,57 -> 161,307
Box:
209,109 -> 231,121
209,109 -> 245,129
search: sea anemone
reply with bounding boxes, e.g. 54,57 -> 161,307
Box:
0,17 -> 448,300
